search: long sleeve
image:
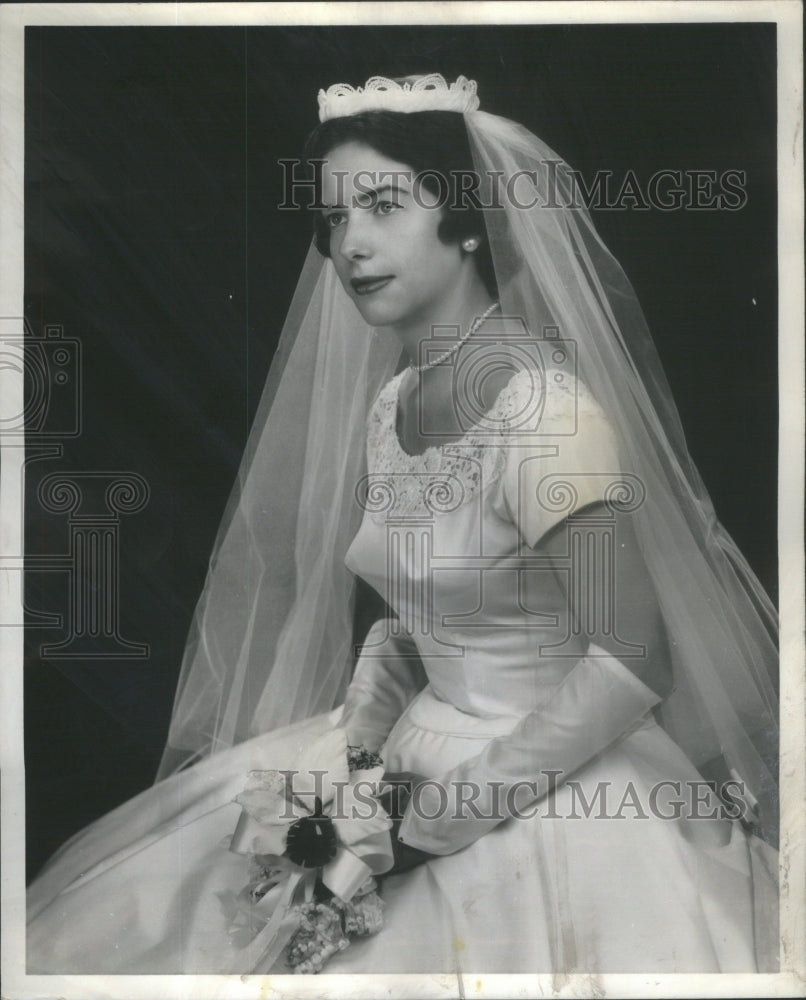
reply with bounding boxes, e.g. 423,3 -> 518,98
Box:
339,618 -> 427,752
398,643 -> 661,854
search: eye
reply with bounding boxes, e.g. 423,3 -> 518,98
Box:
375,200 -> 401,216
324,211 -> 345,229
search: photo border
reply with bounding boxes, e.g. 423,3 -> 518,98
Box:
1,2 -> 803,998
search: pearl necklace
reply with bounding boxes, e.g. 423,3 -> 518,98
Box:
408,301 -> 500,373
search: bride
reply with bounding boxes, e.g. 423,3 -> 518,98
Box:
27,75 -> 779,975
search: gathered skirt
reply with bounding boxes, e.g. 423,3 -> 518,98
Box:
27,691 -> 778,975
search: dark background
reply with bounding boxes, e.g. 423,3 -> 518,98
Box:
24,23 -> 777,880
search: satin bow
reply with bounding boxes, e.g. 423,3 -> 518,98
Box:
225,727 -> 393,972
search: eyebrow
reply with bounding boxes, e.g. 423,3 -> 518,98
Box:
322,182 -> 411,210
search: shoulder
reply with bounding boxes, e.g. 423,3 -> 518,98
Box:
494,370 -> 622,547
371,369 -> 407,413
366,370 -> 406,439
489,366 -> 607,439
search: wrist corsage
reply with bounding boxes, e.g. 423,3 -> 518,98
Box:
225,728 -> 392,973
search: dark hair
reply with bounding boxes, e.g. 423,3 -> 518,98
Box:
303,110 -> 498,298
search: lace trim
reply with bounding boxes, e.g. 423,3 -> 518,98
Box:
362,367 -> 584,521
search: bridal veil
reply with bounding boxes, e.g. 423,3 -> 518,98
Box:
157,80 -> 779,846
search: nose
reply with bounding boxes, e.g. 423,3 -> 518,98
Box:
336,212 -> 374,262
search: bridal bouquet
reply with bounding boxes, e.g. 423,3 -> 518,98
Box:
226,728 -> 393,973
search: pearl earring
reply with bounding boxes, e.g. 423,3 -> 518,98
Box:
462,236 -> 480,252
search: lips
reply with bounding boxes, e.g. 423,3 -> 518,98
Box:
350,276 -> 394,296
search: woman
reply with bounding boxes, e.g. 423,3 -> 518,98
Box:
27,75 -> 778,975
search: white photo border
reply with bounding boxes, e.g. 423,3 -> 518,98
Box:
1,3 -> 803,998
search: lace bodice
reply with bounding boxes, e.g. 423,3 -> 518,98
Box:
362,366 -> 588,523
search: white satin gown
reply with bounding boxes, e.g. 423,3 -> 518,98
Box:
27,368 -> 778,974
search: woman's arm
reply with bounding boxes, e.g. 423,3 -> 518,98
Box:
389,378 -> 674,862
393,386 -> 674,857
339,618 -> 427,751
539,499 -> 674,701
340,621 -> 434,875
386,503 -> 673,865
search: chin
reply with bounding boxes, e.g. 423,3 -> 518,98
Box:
350,298 -> 403,328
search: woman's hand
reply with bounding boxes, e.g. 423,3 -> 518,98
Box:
379,771 -> 437,875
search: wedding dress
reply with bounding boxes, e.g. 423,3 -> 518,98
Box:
26,76 -> 780,977
26,364 -> 778,974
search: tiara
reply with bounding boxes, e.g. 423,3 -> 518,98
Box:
317,74 -> 480,122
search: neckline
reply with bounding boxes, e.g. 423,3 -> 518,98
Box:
388,366 -> 536,462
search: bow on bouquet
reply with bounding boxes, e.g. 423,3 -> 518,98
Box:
225,727 -> 394,973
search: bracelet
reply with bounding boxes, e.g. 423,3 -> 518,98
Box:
346,744 -> 384,773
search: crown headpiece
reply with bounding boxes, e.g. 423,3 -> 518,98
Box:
317,74 -> 480,122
